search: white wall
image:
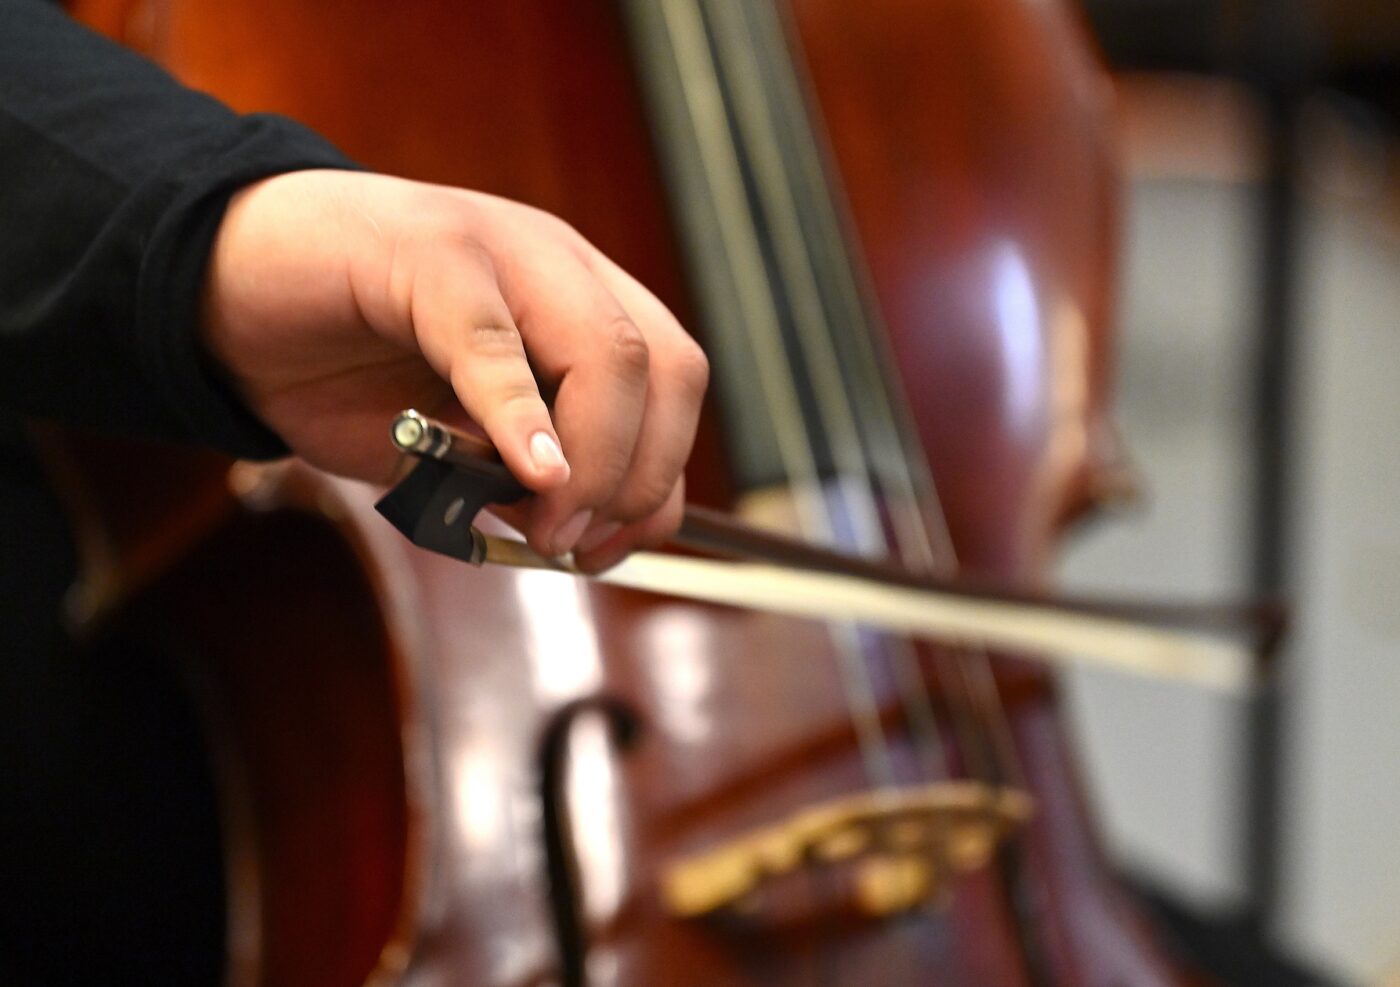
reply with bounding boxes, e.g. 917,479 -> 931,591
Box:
1056,97 -> 1400,985
1285,194 -> 1400,983
1059,175 -> 1255,908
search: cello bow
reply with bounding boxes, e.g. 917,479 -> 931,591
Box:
377,409 -> 1283,691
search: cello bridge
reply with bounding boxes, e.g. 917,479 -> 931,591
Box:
661,781 -> 1034,920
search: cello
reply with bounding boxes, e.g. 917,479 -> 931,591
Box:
51,0 -> 1234,982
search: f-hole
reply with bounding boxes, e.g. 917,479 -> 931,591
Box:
537,695 -> 644,987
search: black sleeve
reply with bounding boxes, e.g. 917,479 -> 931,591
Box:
0,0 -> 361,460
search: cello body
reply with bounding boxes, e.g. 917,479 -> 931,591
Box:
53,0 -> 1204,983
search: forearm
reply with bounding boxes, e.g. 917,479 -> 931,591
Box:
0,0 -> 356,457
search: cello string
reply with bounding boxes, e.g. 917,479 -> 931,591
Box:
702,0 -> 953,784
651,0 -> 900,791
699,16 -> 1041,970
718,0 -> 1023,792
727,0 -> 1004,785
693,13 -> 933,976
686,19 -> 1008,974
747,0 -> 1030,792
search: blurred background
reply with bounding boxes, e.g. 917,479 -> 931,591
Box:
1060,2 -> 1400,984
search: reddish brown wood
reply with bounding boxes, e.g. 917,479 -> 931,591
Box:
789,1 -> 1206,982
790,0 -> 1132,578
52,0 -> 1209,984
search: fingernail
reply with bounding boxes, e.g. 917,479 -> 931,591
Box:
552,509 -> 593,556
530,431 -> 568,475
575,521 -> 622,555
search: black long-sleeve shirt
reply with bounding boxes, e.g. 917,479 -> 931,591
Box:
0,0 -> 356,458
0,4 -> 358,979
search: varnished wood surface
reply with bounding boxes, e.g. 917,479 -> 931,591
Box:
791,2 -> 1204,982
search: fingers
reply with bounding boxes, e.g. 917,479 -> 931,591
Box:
531,310 -> 649,553
411,200 -> 708,562
584,254 -> 709,522
573,479 -> 686,574
410,247 -> 570,493
497,238 -> 707,559
215,171 -> 705,563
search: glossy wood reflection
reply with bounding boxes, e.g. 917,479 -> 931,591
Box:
791,3 -> 1201,982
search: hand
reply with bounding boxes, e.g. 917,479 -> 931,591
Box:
201,170 -> 708,571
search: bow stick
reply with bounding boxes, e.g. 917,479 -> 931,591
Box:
375,410 -> 1284,691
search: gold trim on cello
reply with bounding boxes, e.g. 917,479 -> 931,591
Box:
657,781 -> 1034,918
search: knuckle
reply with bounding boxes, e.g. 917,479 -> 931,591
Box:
449,358 -> 540,419
526,205 -> 581,243
612,474 -> 678,522
466,321 -> 525,357
576,448 -> 636,510
669,338 -> 710,398
661,491 -> 684,531
598,445 -> 639,495
642,491 -> 685,547
606,316 -> 650,378
551,216 -> 584,244
493,385 -> 545,415
429,205 -> 491,257
478,388 -> 546,434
